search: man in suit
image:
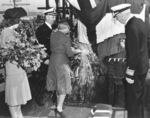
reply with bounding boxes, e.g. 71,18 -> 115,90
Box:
111,4 -> 149,118
35,7 -> 57,106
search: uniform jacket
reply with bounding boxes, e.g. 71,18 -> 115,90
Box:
36,23 -> 52,56
125,16 -> 149,77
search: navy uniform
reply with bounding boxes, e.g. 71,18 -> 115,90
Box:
36,8 -> 57,56
36,23 -> 52,56
35,8 -> 57,106
111,4 -> 149,118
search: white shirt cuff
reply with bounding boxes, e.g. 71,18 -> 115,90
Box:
126,67 -> 134,76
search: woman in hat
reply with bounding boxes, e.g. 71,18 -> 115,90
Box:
46,20 -> 81,118
0,8 -> 31,118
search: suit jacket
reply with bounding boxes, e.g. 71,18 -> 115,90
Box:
36,23 -> 52,56
125,16 -> 149,77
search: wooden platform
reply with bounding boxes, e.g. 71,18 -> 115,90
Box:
0,100 -> 150,118
0,85 -> 150,118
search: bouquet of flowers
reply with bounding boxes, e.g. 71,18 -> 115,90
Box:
68,41 -> 107,103
0,37 -> 47,72
0,17 -> 47,72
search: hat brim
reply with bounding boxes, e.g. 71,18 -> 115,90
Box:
112,6 -> 131,18
113,12 -> 119,18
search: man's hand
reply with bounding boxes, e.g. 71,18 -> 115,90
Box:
44,59 -> 49,65
120,39 -> 125,48
126,77 -> 134,84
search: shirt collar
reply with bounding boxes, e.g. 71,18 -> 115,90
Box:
45,22 -> 52,29
125,14 -> 134,25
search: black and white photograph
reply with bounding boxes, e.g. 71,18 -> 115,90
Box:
0,0 -> 150,118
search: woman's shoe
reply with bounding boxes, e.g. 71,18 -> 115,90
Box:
54,108 -> 66,118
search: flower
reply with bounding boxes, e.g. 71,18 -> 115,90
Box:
0,17 -> 48,72
0,18 -> 47,71
0,33 -> 47,72
68,42 -> 107,102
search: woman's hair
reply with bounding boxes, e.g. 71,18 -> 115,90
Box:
58,19 -> 70,30
0,18 -> 20,30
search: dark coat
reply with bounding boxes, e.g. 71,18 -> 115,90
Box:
46,31 -> 74,93
36,23 -> 52,56
125,16 -> 149,77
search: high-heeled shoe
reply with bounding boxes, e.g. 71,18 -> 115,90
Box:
54,108 -> 66,118
50,105 -> 65,110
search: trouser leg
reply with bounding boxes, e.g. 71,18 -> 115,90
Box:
125,74 -> 146,118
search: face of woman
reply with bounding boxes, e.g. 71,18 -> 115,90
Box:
12,24 -> 19,29
9,23 -> 19,29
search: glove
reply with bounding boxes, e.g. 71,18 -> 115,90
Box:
44,59 -> 49,65
126,77 -> 134,84
125,67 -> 135,84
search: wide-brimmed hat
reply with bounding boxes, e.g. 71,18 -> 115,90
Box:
111,4 -> 131,18
43,8 -> 57,16
3,7 -> 27,20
